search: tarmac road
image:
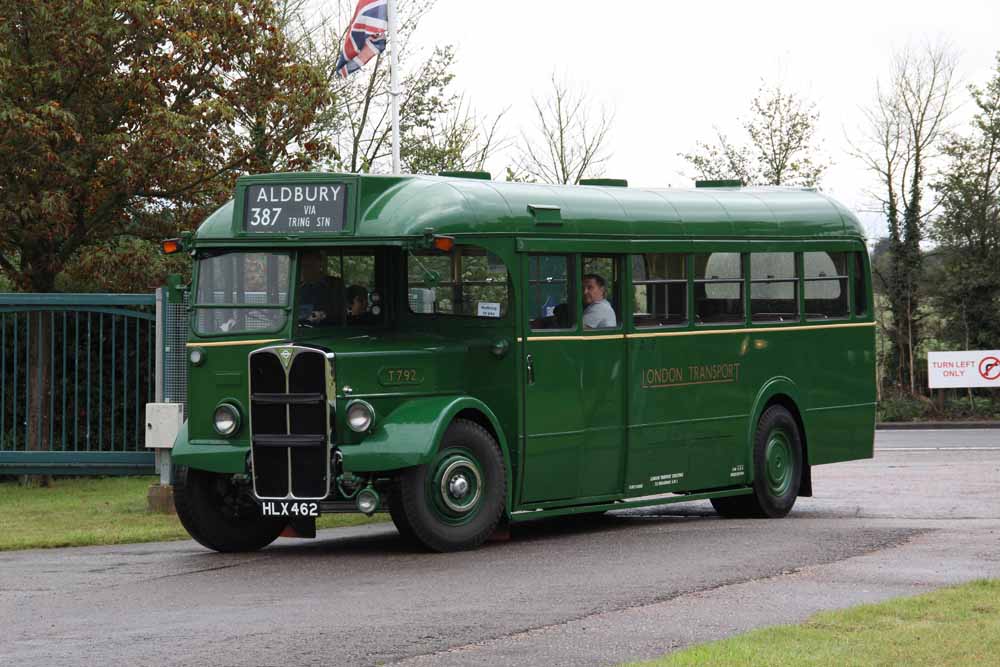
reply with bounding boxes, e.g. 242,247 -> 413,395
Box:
874,427 -> 1000,450
1,429 -> 998,667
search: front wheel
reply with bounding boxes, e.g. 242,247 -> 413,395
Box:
711,405 -> 803,518
392,419 -> 506,552
174,466 -> 287,552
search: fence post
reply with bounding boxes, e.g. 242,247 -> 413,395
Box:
146,288 -> 175,512
156,287 -> 171,485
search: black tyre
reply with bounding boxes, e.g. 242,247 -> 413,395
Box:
711,405 -> 803,519
387,487 -> 418,543
392,419 -> 506,552
174,466 -> 287,553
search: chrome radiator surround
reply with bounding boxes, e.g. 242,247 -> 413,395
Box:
248,344 -> 335,501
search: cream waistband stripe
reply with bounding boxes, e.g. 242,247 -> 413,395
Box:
520,321 -> 874,342
520,334 -> 626,342
186,339 -> 283,348
184,321 -> 874,347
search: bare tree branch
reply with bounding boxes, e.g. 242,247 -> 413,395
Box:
516,73 -> 614,184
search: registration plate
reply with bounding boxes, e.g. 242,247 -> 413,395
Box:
261,501 -> 320,517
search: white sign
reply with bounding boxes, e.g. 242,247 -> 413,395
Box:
477,302 -> 502,318
927,350 -> 1000,388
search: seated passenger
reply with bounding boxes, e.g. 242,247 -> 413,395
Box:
582,273 -> 617,329
298,251 -> 343,325
553,302 -> 571,328
346,284 -> 376,325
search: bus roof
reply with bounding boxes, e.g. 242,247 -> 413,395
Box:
194,172 -> 865,244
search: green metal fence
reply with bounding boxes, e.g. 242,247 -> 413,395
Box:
0,294 -> 157,475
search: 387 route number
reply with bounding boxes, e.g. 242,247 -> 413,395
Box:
261,501 -> 319,517
249,207 -> 282,227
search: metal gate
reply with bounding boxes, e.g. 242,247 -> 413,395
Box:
0,294 -> 158,475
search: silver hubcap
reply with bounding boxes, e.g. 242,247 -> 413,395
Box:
439,459 -> 482,513
449,474 -> 470,499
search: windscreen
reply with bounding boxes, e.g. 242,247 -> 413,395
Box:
194,252 -> 291,335
295,248 -> 387,330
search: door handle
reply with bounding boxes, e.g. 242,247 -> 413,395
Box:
526,354 -> 535,385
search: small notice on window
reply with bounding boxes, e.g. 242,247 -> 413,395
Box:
477,302 -> 501,318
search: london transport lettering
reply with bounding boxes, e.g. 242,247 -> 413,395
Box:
641,362 -> 742,389
244,184 -> 348,233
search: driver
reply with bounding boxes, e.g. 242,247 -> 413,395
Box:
298,251 -> 342,325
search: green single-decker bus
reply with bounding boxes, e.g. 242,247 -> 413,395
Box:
168,171 -> 875,553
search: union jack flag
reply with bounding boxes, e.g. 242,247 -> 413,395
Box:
335,0 -> 388,78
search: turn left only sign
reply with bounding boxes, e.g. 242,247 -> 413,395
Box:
928,350 -> 1000,389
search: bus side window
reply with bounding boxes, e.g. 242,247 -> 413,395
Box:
408,246 -> 509,318
582,255 -> 620,330
694,253 -> 744,324
632,253 -> 686,328
804,252 -> 849,320
853,252 -> 868,317
750,252 -> 797,323
528,255 -> 573,330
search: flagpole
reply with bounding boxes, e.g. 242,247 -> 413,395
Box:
388,0 -> 401,175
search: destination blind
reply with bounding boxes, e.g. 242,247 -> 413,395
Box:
243,183 -> 348,233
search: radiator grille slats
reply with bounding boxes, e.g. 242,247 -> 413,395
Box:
249,346 -> 330,500
288,353 -> 328,498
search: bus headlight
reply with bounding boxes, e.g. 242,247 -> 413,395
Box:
346,400 -> 375,433
213,403 -> 241,437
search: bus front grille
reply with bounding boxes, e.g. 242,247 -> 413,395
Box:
248,346 -> 333,500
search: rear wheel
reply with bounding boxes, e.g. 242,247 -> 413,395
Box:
711,405 -> 803,518
392,419 -> 506,552
174,466 -> 286,552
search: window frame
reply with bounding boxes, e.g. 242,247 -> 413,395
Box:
191,250 -> 292,338
526,253 -> 576,332
852,251 -> 869,318
749,251 -> 799,323
407,245 -> 512,320
803,250 -> 850,321
581,254 -> 623,332
693,251 -> 747,327
631,252 -> 689,329
293,246 -> 389,331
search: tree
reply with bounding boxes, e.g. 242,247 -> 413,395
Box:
402,96 -> 508,175
0,0 -> 330,464
0,0 -> 330,292
852,43 -> 957,393
681,83 -> 826,187
301,0 -> 496,176
929,52 -> 1000,352
312,0 -> 468,174
515,74 -> 614,184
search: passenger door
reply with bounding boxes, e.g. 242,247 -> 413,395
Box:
520,254 -> 627,504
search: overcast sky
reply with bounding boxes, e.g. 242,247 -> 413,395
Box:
335,0 -> 1000,240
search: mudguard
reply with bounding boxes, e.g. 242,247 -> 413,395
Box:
170,421 -> 249,474
339,395 -> 511,478
745,376 -> 810,492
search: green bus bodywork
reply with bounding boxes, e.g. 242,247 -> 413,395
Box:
171,172 -> 874,549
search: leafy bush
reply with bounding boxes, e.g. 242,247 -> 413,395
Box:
879,390 -> 1000,422
941,396 -> 1000,420
878,394 -> 930,422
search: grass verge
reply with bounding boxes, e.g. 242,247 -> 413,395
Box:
627,579 -> 1000,666
0,476 -> 383,551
